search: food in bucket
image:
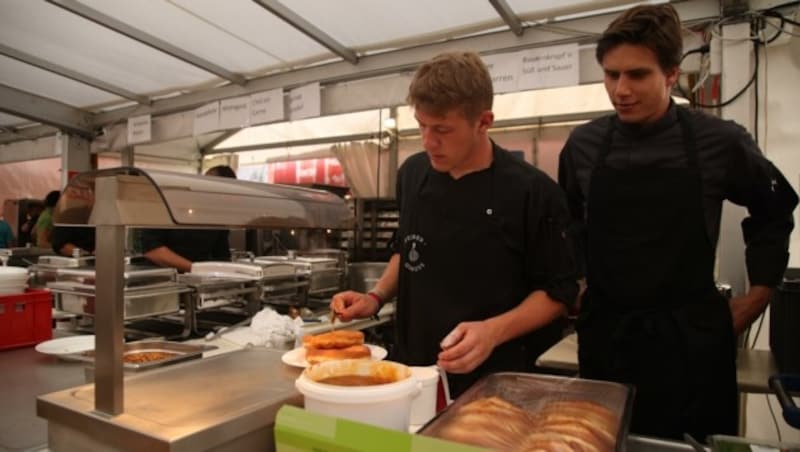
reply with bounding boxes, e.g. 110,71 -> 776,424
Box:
303,330 -> 370,364
434,396 -> 618,451
303,359 -> 410,386
316,374 -> 395,386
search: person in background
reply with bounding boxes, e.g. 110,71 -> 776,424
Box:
18,203 -> 43,246
52,226 -> 96,257
558,4 -> 798,440
331,51 -> 578,397
0,217 -> 14,248
140,165 -> 236,272
35,190 -> 60,249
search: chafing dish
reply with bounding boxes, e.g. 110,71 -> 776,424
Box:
0,246 -> 53,268
181,261 -> 262,308
66,340 -> 209,371
178,262 -> 262,335
47,266 -> 189,320
253,255 -> 341,295
29,255 -> 95,287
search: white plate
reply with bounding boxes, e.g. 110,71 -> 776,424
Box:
35,335 -> 95,356
281,344 -> 387,368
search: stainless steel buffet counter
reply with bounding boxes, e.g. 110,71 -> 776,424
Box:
37,348 -> 303,452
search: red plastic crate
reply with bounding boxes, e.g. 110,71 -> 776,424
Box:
0,289 -> 53,350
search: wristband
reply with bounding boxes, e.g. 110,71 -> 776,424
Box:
366,291 -> 385,309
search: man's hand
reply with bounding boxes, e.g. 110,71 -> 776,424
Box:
436,320 -> 500,374
330,291 -> 380,322
729,285 -> 773,336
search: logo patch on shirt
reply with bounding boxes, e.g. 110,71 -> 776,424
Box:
403,234 -> 426,272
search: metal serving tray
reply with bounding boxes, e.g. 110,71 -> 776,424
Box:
420,372 -> 634,452
66,340 -> 209,371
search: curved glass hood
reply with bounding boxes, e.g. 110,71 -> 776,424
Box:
53,167 -> 353,229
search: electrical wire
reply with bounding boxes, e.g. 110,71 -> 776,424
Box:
675,43 -> 758,109
747,309 -> 783,442
767,395 -> 784,442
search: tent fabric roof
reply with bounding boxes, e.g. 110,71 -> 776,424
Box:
0,0 -> 692,146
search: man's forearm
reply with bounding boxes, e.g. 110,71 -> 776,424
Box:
371,253 -> 400,300
484,290 -> 567,346
144,246 -> 192,273
731,285 -> 773,335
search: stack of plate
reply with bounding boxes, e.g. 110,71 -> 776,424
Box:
0,266 -> 28,295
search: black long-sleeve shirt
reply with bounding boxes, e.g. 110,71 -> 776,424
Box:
558,103 -> 798,286
139,229 -> 230,264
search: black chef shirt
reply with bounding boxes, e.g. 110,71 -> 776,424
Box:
140,229 -> 231,264
559,102 -> 798,286
392,142 -> 577,390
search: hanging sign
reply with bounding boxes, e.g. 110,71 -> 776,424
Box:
127,114 -> 151,145
289,82 -> 320,120
517,43 -> 580,91
219,96 -> 250,130
193,101 -> 220,136
250,88 -> 284,125
483,53 -> 519,94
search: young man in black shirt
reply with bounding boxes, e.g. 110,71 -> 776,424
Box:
558,4 -> 798,440
332,52 -> 577,396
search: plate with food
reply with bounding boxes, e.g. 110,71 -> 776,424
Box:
282,330 -> 387,368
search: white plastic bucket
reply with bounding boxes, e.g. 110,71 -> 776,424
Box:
295,359 -> 419,431
409,366 -> 439,426
0,267 -> 28,295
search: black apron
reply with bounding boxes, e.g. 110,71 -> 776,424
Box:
578,109 -> 738,440
395,147 -> 564,397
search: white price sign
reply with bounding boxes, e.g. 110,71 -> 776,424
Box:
249,89 -> 284,125
193,102 -> 220,136
289,82 -> 320,121
517,43 -> 580,91
483,53 -> 519,94
219,96 -> 250,130
127,114 -> 151,145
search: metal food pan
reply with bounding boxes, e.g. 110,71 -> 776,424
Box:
420,372 -> 634,452
67,341 -> 208,371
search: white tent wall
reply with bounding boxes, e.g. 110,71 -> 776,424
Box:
0,158 -> 61,216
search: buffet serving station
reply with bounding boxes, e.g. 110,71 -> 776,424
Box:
36,167 -> 353,451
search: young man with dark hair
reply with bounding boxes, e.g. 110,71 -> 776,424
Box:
332,52 -> 578,396
559,4 -> 798,440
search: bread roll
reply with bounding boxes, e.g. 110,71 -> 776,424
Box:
432,396 -> 619,452
303,330 -> 364,349
305,344 -> 371,364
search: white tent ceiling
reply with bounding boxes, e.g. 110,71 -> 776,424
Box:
0,0 -> 719,153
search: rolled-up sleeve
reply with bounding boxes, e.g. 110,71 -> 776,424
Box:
726,127 -> 798,286
526,175 -> 579,307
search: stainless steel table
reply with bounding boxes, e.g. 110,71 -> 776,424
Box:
38,348 -> 303,452
536,333 -> 779,393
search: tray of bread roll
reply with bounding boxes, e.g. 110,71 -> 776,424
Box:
419,372 -> 633,452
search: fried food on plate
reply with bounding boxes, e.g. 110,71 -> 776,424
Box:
306,344 -> 371,364
303,330 -> 364,349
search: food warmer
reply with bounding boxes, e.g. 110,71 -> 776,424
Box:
37,167 -> 352,452
0,246 -> 54,268
48,265 -> 188,321
250,255 -> 341,296
233,256 -> 307,303
177,261 -> 265,336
